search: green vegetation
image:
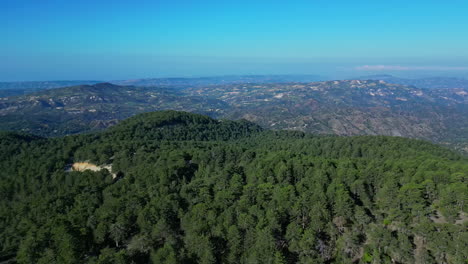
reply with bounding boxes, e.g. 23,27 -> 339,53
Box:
0,111 -> 467,263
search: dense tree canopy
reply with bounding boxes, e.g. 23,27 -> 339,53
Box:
0,111 -> 467,263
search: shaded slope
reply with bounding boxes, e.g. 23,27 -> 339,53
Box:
106,110 -> 263,141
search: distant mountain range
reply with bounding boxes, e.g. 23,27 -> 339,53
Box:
0,80 -> 102,97
0,83 -> 228,136
183,80 -> 468,152
112,74 -> 326,87
0,75 -> 325,97
0,80 -> 467,153
2,74 -> 467,98
357,74 -> 468,89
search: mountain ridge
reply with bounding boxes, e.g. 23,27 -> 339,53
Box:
356,74 -> 468,89
0,80 -> 467,153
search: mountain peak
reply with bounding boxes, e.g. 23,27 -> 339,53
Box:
108,110 -> 262,141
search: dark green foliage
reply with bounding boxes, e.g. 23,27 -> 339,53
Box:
0,111 -> 466,263
107,110 -> 263,141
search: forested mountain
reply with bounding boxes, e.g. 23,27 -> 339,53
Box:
0,111 -> 467,264
1,80 -> 467,153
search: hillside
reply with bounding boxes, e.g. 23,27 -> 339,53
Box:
1,80 -> 467,153
112,75 -> 325,87
0,83 -> 228,136
357,75 -> 468,89
184,80 -> 468,151
0,80 -> 102,97
0,75 -> 325,97
0,111 -> 466,263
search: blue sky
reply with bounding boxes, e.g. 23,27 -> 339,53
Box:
2,0 -> 468,81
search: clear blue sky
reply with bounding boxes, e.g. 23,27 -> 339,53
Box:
2,0 -> 468,81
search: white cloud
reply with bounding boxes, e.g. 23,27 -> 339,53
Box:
355,65 -> 468,71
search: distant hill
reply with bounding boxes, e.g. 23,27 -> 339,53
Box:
0,75 -> 327,97
0,83 -> 229,136
1,80 -> 467,153
0,80 -> 102,90
357,74 -> 468,89
0,80 -> 102,97
2,74 -> 466,98
112,74 -> 326,87
184,80 -> 468,153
